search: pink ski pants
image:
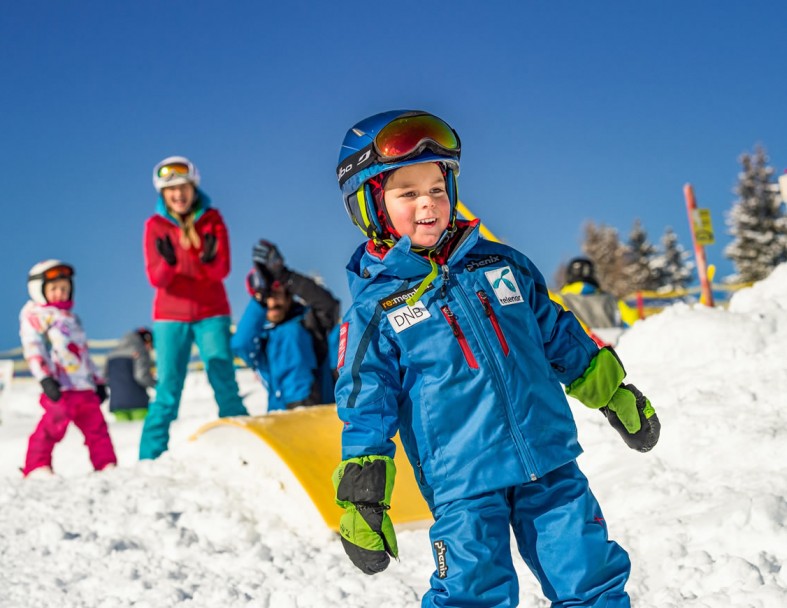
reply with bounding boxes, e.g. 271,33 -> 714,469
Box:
23,389 -> 117,476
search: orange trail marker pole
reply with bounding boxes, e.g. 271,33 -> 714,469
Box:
684,183 -> 714,307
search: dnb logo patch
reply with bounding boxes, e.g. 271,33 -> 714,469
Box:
380,284 -> 433,333
433,540 -> 448,579
484,265 -> 523,306
386,301 -> 431,333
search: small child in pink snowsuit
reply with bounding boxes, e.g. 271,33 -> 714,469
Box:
20,260 -> 117,476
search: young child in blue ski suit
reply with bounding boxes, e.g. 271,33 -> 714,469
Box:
231,239 -> 340,411
330,111 -> 661,607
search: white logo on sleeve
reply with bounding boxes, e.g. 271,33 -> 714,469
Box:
484,266 -> 523,306
386,301 -> 431,333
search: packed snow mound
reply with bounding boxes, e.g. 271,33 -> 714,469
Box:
571,264 -> 787,607
617,262 -> 787,371
728,262 -> 787,315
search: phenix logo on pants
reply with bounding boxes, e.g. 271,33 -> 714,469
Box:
433,540 -> 449,579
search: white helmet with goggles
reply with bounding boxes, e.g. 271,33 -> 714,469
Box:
27,259 -> 75,305
152,156 -> 201,192
336,110 -> 461,244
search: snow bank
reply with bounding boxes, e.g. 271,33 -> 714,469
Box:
1,265 -> 787,606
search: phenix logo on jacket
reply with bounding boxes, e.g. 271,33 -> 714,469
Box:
335,221 -> 600,509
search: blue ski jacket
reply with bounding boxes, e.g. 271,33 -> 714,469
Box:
335,222 -> 600,509
232,299 -> 334,411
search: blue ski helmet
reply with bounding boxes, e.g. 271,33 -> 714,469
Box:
336,110 -> 461,243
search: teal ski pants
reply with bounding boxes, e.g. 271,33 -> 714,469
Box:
140,316 -> 247,460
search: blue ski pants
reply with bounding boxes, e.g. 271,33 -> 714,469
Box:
422,461 -> 631,607
139,316 -> 247,460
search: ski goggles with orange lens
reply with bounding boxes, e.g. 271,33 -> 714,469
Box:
376,114 -> 460,160
156,162 -> 192,180
338,113 -> 460,187
38,265 -> 75,281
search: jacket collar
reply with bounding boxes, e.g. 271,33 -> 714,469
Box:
347,220 -> 482,295
155,189 -> 211,224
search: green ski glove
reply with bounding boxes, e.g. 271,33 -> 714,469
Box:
601,383 -> 660,452
566,347 -> 660,452
332,455 -> 398,575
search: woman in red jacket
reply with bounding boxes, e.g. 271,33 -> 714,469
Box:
140,156 -> 247,460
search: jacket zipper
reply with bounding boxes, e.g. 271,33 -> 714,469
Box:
440,305 -> 479,369
454,284 -> 539,480
477,291 -> 510,356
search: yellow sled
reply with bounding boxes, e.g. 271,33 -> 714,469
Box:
189,404 -> 432,531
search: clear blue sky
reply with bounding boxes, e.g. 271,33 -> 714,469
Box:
2,1 -> 786,350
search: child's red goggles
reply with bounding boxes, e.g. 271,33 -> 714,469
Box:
338,113 -> 460,188
35,265 -> 74,281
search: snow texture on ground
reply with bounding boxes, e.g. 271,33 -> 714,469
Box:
1,265 -> 786,607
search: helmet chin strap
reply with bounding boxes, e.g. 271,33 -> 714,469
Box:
373,210 -> 457,255
403,214 -> 458,307
370,166 -> 458,257
420,219 -> 457,254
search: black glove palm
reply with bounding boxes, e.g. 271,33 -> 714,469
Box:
201,233 -> 217,263
40,377 -> 62,402
252,239 -> 286,281
156,236 -> 177,267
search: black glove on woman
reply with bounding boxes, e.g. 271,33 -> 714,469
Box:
201,233 -> 217,263
156,236 -> 177,266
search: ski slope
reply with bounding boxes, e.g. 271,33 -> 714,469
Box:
1,266 -> 786,607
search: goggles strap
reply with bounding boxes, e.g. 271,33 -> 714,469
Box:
368,176 -> 402,243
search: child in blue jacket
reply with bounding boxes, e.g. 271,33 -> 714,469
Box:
331,111 -> 661,607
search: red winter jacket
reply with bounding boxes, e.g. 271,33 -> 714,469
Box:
143,196 -> 232,322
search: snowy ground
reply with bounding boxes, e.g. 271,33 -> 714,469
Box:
1,266 -> 787,607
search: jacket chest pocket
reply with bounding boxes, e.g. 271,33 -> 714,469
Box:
475,290 -> 510,356
439,305 -> 478,369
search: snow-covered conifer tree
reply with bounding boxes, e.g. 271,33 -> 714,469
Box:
724,146 -> 787,282
651,227 -> 694,292
623,220 -> 659,292
581,222 -> 629,297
